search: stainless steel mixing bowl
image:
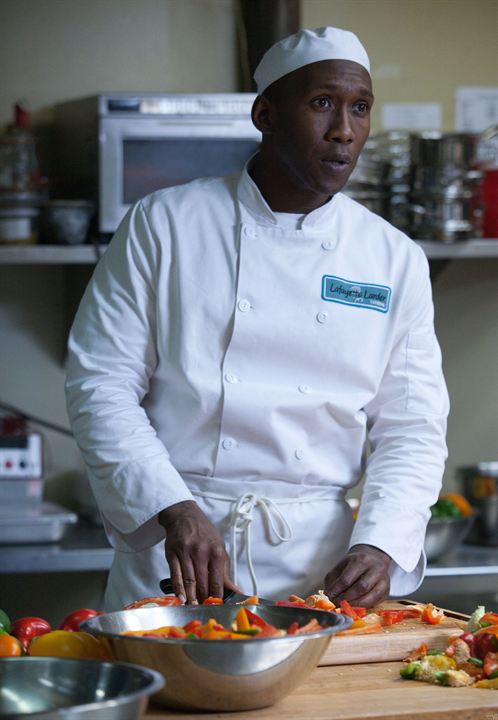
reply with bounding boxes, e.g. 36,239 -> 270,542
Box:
82,603 -> 351,712
0,656 -> 164,719
424,513 -> 475,561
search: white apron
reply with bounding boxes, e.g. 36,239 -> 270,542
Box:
104,475 -> 353,610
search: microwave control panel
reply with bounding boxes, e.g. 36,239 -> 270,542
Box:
0,433 -> 43,479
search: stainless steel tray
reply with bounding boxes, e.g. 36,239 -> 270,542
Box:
0,502 -> 78,544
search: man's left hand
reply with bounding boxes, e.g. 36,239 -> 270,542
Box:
323,544 -> 391,607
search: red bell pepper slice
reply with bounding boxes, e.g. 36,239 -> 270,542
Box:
339,600 -> 360,620
244,609 -> 272,630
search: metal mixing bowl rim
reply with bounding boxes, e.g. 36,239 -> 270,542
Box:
83,604 -> 352,645
0,656 -> 165,718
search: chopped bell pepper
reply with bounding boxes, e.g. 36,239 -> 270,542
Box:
234,607 -> 250,632
421,603 -> 445,624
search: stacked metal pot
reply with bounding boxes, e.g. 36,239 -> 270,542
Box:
342,136 -> 390,218
408,132 -> 483,242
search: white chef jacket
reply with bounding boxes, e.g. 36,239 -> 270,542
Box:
65,164 -> 449,610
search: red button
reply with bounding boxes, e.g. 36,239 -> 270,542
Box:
5,460 -> 13,469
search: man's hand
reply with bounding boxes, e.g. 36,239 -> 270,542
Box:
323,544 -> 391,607
158,500 -> 239,604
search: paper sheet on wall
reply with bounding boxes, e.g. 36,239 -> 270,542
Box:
381,103 -> 442,131
455,87 -> 498,132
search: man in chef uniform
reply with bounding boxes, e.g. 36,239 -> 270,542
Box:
66,27 -> 449,610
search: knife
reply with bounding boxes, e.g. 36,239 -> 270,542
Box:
159,577 -> 272,605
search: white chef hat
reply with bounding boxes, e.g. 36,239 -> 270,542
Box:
253,26 -> 371,95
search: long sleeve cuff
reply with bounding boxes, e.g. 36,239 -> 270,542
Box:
87,452 -> 195,552
349,493 -> 429,595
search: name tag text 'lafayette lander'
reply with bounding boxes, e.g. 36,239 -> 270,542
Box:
322,275 -> 391,313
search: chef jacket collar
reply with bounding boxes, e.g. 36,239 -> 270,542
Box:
237,155 -> 340,231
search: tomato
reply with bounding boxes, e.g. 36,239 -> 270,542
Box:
29,630 -> 106,659
483,652 -> 498,678
10,616 -> 52,652
59,609 -> 100,632
0,633 -> 22,657
0,609 -> 11,634
124,596 -> 182,610
202,597 -> 224,605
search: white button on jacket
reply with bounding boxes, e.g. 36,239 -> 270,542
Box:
65,167 -> 449,609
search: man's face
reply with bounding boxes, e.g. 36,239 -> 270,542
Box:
258,60 -> 373,207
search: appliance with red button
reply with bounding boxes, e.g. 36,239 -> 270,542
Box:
0,432 -> 43,504
0,430 -> 77,542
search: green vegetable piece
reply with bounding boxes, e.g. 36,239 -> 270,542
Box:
434,671 -> 448,685
467,606 -> 486,633
0,609 -> 11,634
400,662 -> 420,679
185,633 -> 199,640
489,670 -> 498,679
234,628 -> 260,636
427,649 -> 443,656
469,657 -> 484,667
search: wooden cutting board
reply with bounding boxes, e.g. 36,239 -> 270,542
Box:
320,600 -> 469,666
146,662 -> 498,719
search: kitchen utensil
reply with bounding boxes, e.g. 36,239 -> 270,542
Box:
0,656 -> 164,719
82,603 -> 350,712
410,132 -> 480,168
423,513 -> 475,560
459,462 -> 498,545
40,200 -> 95,245
159,576 -> 272,604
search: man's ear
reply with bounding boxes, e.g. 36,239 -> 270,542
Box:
251,95 -> 276,135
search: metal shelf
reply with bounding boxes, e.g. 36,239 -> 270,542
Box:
0,244 -> 105,264
0,240 -> 497,265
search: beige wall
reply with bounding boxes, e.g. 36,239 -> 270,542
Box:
0,1 -> 496,618
302,0 -> 498,131
0,0 -> 238,128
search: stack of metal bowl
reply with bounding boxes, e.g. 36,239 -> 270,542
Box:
344,132 -> 412,232
0,656 -> 164,719
82,603 -> 350,712
343,136 -> 391,218
376,130 -> 412,233
424,513 -> 475,561
408,132 -> 483,242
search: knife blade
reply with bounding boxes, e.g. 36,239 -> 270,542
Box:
159,577 -> 272,605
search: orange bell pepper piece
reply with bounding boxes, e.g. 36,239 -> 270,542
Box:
475,624 -> 498,637
240,595 -> 259,605
421,603 -> 445,625
235,607 -> 251,632
336,621 -> 382,636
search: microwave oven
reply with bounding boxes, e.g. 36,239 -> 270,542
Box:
54,93 -> 261,235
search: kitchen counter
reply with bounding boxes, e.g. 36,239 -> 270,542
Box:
144,661 -> 498,719
0,520 -> 113,573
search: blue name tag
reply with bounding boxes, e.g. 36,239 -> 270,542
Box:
321,275 -> 391,313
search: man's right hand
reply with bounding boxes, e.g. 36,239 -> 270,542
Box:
158,500 -> 239,604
